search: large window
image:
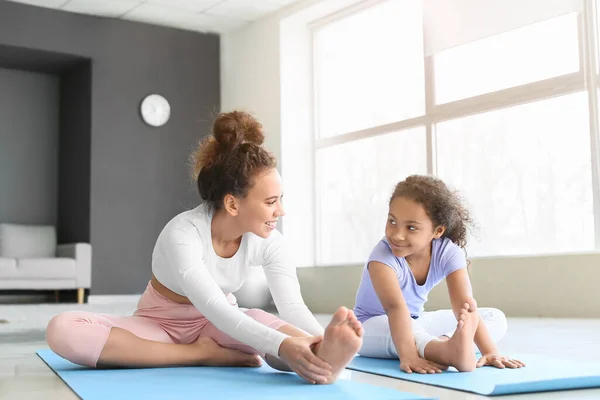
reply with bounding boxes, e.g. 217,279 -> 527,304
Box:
434,13 -> 580,104
316,128 -> 427,264
314,0 -> 425,138
436,92 -> 594,256
302,0 -> 600,266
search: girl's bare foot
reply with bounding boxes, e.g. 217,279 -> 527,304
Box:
445,298 -> 479,372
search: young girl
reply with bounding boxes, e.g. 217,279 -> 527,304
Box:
46,111 -> 363,385
354,175 -> 525,373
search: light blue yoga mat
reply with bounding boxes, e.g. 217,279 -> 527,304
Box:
37,350 -> 434,400
348,354 -> 600,396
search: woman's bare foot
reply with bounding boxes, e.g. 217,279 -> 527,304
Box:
445,299 -> 479,372
193,337 -> 262,367
314,307 -> 363,384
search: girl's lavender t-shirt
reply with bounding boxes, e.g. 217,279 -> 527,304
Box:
354,237 -> 467,323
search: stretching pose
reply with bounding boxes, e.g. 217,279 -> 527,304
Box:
355,175 -> 524,373
47,111 -> 363,384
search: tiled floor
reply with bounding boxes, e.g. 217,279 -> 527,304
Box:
1,302 -> 599,400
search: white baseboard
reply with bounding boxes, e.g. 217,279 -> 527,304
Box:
88,295 -> 141,304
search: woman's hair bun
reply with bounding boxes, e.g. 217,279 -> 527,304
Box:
212,110 -> 264,150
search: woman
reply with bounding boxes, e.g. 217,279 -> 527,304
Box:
46,111 -> 363,385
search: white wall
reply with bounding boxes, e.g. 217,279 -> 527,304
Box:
220,0 -> 326,307
220,0 -> 362,267
220,0 -> 363,161
220,15 -> 282,160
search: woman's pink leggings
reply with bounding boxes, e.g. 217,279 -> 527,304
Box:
46,281 -> 287,367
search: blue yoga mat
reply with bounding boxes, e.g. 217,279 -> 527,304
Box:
348,354 -> 600,396
37,350 -> 434,400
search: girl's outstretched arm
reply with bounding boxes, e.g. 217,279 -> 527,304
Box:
370,262 -> 444,374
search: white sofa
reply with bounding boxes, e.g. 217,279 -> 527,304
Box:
0,223 -> 91,303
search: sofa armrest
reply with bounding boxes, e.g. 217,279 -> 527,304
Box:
57,243 -> 91,288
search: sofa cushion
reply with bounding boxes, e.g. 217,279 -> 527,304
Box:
16,258 -> 76,279
0,257 -> 17,278
0,224 -> 56,258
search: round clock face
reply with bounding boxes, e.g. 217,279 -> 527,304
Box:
140,94 -> 170,127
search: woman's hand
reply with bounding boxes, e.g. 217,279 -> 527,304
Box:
476,354 -> 526,369
278,336 -> 332,384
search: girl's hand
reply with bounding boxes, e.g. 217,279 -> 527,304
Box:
400,355 -> 447,374
476,354 -> 526,369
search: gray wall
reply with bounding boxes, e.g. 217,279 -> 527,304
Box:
0,68 -> 59,225
58,61 -> 91,244
0,2 -> 220,294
